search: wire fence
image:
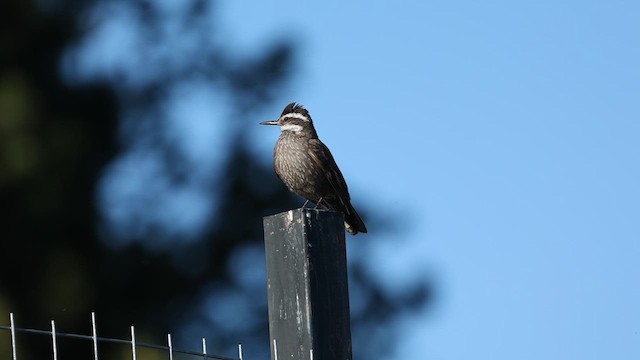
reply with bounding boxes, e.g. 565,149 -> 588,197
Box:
0,313 -> 242,360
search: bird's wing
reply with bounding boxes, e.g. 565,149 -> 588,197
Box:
307,139 -> 351,208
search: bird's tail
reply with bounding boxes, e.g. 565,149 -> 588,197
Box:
343,202 -> 367,235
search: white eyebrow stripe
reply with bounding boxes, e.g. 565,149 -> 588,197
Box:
282,113 -> 309,121
281,123 -> 304,132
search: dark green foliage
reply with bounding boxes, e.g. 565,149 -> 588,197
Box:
0,1 -> 432,359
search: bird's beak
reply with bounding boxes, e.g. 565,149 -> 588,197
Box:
260,120 -> 279,126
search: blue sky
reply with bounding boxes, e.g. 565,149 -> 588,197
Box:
221,1 -> 640,359
67,0 -> 640,358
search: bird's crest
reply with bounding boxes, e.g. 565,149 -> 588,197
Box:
281,102 -> 311,121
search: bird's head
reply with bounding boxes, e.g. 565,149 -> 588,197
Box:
260,102 -> 316,136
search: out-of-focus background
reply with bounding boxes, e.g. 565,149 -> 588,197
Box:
1,1 -> 639,359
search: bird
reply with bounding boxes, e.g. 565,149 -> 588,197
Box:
260,102 -> 367,235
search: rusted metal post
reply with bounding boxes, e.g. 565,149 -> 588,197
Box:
263,208 -> 352,360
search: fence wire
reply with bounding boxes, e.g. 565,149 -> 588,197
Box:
0,313 -> 241,360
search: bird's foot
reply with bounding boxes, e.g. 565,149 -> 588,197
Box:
314,197 -> 325,209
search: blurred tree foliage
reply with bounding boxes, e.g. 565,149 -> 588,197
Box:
0,0 -> 432,359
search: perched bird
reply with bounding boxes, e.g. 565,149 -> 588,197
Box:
260,102 -> 367,235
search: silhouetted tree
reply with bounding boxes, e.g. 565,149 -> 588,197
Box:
0,1 -> 432,359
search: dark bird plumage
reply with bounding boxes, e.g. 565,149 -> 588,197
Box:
260,102 -> 367,235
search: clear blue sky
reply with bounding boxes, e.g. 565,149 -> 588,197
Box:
222,1 -> 640,359
70,0 -> 640,358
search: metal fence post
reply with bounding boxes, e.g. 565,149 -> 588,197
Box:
263,208 -> 352,360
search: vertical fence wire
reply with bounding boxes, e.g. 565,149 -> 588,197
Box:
202,337 -> 207,359
167,333 -> 174,360
272,339 -> 278,360
238,344 -> 243,360
130,326 -> 137,360
91,312 -> 99,360
51,320 -> 58,360
10,313 -> 17,360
